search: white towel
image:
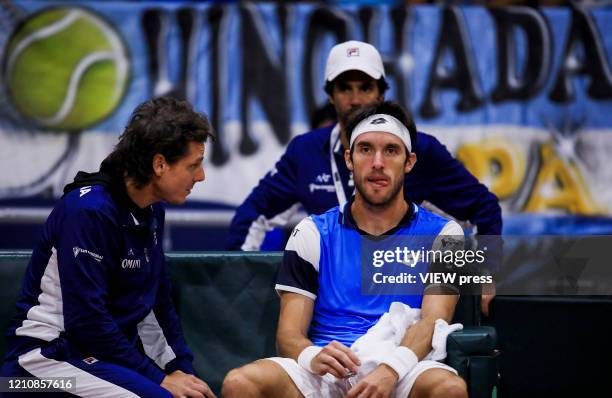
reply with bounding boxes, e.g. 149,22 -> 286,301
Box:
349,302 -> 463,379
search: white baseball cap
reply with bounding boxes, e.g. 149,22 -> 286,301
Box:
324,40 -> 385,82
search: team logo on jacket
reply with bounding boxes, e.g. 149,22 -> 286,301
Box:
79,186 -> 92,197
316,173 -> 331,183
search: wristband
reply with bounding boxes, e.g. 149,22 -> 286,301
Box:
381,346 -> 418,380
297,345 -> 323,374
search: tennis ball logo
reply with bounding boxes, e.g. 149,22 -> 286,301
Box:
3,7 -> 129,131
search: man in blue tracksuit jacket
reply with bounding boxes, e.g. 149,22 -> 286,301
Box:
1,97 -> 217,398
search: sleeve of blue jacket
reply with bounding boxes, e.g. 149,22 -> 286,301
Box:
227,136 -> 301,250
410,134 -> 502,235
58,209 -> 166,384
149,258 -> 195,376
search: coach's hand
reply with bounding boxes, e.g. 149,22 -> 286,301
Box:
346,364 -> 398,398
311,340 -> 361,378
161,370 -> 217,398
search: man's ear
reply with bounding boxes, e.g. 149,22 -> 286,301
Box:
344,149 -> 353,171
404,152 -> 417,173
152,153 -> 166,177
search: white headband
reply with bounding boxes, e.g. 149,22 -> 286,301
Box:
349,114 -> 412,152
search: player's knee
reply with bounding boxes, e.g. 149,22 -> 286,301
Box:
222,366 -> 260,398
431,376 -> 467,398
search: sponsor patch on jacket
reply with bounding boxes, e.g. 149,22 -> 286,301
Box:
121,258 -> 141,269
309,183 -> 335,193
73,247 -> 103,262
83,357 -> 98,365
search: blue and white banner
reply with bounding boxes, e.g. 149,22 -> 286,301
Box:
1,2 -> 611,233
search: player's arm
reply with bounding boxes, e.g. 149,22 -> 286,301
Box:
398,293 -> 459,359
274,217 -> 320,361
227,136 -> 304,250
276,292 -> 314,359
275,217 -> 360,378
397,220 -> 462,359
381,222 -> 463,369
400,220 -> 461,350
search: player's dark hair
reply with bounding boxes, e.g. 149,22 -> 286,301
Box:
344,101 -> 417,159
102,96 -> 215,188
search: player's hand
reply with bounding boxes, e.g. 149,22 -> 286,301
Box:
481,281 -> 496,317
161,370 -> 217,398
310,340 -> 361,378
346,364 -> 398,398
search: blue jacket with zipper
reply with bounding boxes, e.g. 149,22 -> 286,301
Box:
4,170 -> 194,384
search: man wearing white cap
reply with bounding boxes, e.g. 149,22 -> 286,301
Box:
228,39 -> 500,316
222,101 -> 467,398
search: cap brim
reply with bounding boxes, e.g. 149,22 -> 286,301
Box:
326,65 -> 383,82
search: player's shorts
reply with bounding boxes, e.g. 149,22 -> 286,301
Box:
265,356 -> 457,398
0,342 -> 171,398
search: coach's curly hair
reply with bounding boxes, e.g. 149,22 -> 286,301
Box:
344,101 -> 417,157
101,96 -> 215,188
